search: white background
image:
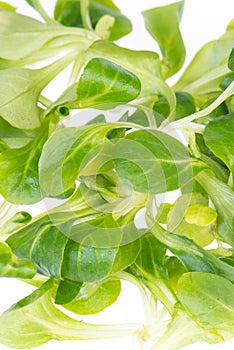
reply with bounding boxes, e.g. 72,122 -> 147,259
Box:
0,1 -> 234,349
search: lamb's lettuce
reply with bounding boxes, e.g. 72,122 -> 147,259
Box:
0,1 -> 234,350
142,1 -> 185,78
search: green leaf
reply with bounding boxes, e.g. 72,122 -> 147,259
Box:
167,193 -> 215,247
204,115 -> 234,175
39,124 -> 108,197
152,307 -> 223,350
143,1 -> 185,78
39,123 -> 129,197
25,0 -> 37,7
63,279 -> 121,314
75,58 -> 141,108
228,46 -> 234,71
151,222 -> 234,284
0,116 -> 37,148
62,214 -> 140,282
7,208 -> 139,282
112,130 -> 206,194
165,256 -> 186,292
0,10 -> 70,61
174,28 -> 234,101
153,91 -> 196,123
0,242 -> 36,278
0,2 -> 15,11
1,211 -> 32,235
219,72 -> 234,90
174,91 -> 196,119
55,279 -> 83,305
85,40 -> 176,118
185,204 -> 217,227
134,232 -> 177,312
135,233 -> 167,278
0,122 -> 48,204
0,279 -> 132,348
54,0 -> 132,41
7,215 -> 70,278
196,170 -> 234,247
0,68 -> 42,129
0,53 -> 74,129
156,203 -> 172,224
177,272 -> 234,326
195,132 -> 229,182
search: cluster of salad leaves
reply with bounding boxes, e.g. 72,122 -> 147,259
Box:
0,0 -> 234,349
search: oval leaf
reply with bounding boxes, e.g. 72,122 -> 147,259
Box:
112,130 -> 206,194
143,1 -> 185,78
177,272 -> 234,326
75,57 -> 141,108
54,0 -> 132,41
204,115 -> 234,175
63,279 -> 121,315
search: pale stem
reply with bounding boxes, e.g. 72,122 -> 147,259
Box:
68,55 -> 85,86
115,271 -> 154,325
34,0 -> 58,25
162,80 -> 234,132
80,0 -> 93,30
39,95 -> 53,108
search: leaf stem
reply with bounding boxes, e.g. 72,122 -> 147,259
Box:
151,312 -> 203,350
163,80 -> 234,131
80,0 -> 93,31
0,200 -> 18,229
140,106 -> 157,129
33,0 -> 58,25
38,95 -> 53,108
116,271 -> 154,325
68,55 -> 85,86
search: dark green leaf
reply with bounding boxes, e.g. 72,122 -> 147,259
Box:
153,91 -> 196,122
63,215 -> 140,282
75,58 -> 141,108
165,256 -> 186,291
151,222 -> 234,284
219,73 -> 234,90
39,124 -> 109,197
153,95 -> 170,120
85,40 -> 176,117
112,130 -> 207,194
7,206 -> 139,282
63,279 -> 121,314
25,0 -> 37,7
204,115 -> 234,174
134,232 -> 177,312
142,1 -> 185,77
195,134 -> 229,183
135,233 -> 167,277
54,0 -> 132,41
174,91 -> 196,119
55,279 -> 83,305
228,46 -> 234,71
